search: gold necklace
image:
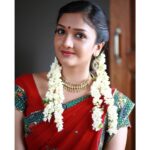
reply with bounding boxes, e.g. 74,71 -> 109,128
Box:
62,76 -> 90,92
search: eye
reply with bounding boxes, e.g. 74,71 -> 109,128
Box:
55,28 -> 65,35
75,32 -> 86,39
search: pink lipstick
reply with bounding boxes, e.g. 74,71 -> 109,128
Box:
61,50 -> 75,56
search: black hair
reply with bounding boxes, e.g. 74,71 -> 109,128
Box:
56,0 -> 109,45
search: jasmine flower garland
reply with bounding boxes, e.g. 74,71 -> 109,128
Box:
91,53 -> 118,135
43,53 -> 118,135
43,58 -> 64,132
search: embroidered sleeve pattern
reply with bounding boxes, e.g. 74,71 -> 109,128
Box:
24,110 -> 44,136
15,85 -> 27,112
102,89 -> 135,147
113,89 -> 135,129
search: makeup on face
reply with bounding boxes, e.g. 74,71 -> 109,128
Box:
54,13 -> 97,67
55,24 -> 88,41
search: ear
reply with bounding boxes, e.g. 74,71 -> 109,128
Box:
93,42 -> 105,57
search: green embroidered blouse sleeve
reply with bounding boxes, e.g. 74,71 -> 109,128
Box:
15,85 -> 27,112
113,89 -> 135,129
101,89 -> 135,147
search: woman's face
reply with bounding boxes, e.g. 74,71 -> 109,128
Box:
54,12 -> 99,68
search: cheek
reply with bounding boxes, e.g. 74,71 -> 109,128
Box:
78,41 -> 95,54
54,36 -> 62,49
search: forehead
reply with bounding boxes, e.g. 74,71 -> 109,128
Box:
57,13 -> 96,33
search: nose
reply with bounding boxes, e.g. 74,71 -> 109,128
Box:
63,35 -> 73,48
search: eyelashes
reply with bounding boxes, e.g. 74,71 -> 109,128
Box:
55,28 -> 65,35
75,32 -> 86,39
55,28 -> 87,40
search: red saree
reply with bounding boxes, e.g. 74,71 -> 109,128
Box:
15,74 -> 108,150
15,74 -> 134,150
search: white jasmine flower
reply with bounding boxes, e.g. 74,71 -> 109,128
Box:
91,53 -> 118,135
43,58 -> 64,132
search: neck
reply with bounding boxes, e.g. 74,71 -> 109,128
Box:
61,65 -> 90,84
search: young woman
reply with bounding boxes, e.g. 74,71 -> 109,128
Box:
15,1 -> 134,150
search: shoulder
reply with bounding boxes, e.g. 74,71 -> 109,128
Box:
32,72 -> 48,89
15,73 -> 33,101
112,89 -> 134,110
111,88 -> 135,128
15,74 -> 32,92
32,72 -> 48,82
15,72 -> 47,86
15,73 -> 32,85
102,88 -> 135,146
15,73 -> 31,112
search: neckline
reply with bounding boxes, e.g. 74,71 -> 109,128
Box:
31,74 -> 92,109
62,94 -> 91,109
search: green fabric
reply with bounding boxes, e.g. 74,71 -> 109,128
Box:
102,89 -> 135,148
62,94 -> 91,109
24,110 -> 44,136
114,89 -> 135,129
15,85 -> 27,112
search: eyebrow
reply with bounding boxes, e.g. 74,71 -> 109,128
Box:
57,24 -> 87,32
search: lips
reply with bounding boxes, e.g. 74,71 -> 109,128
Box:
61,50 -> 75,55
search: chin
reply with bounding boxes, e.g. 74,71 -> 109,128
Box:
58,58 -> 76,67
55,52 -> 78,67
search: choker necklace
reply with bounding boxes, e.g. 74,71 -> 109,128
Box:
62,76 -> 90,92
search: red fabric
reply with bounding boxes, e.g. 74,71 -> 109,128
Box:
15,74 -> 44,116
16,74 -> 108,150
